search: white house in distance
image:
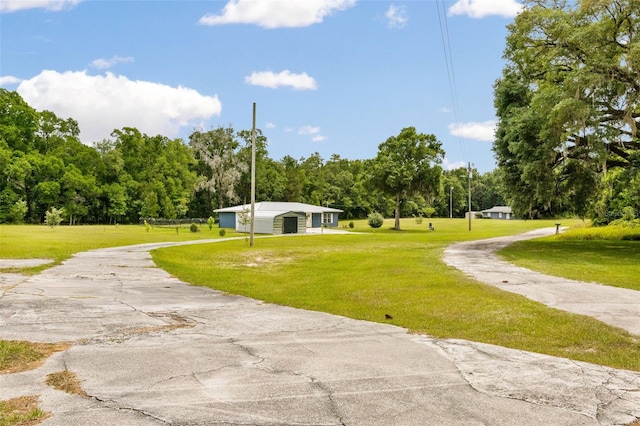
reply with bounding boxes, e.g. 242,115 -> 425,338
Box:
215,202 -> 343,235
481,206 -> 514,220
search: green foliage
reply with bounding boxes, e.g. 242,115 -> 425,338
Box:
207,216 -> 215,230
8,200 -> 27,223
189,223 -> 199,233
622,206 -> 637,222
423,207 -> 436,218
494,0 -> 640,220
144,220 -> 151,232
219,228 -> 226,237
0,89 -> 519,225
370,127 -> 444,229
348,221 -> 354,229
367,212 -> 384,229
44,207 -> 64,229
189,126 -> 247,211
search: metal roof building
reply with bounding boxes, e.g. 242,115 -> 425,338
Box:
480,206 -> 514,220
214,202 -> 343,234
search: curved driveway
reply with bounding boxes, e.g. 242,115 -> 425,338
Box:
1,233 -> 640,425
443,227 -> 640,335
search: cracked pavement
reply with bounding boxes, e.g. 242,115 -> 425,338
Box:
1,233 -> 640,425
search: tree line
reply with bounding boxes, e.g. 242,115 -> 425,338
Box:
494,0 -> 639,223
0,88 -> 504,226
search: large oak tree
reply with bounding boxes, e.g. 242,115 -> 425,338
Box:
494,0 -> 640,220
370,127 -> 444,230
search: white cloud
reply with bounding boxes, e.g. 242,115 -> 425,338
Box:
448,0 -> 523,19
0,76 -> 23,86
443,158 -> 466,171
245,70 -> 317,90
296,125 -> 326,142
385,4 -> 407,29
298,125 -> 321,135
448,120 -> 496,141
440,106 -> 452,113
199,0 -> 356,28
17,70 -> 221,144
91,55 -> 134,70
0,0 -> 81,13
265,122 -> 276,129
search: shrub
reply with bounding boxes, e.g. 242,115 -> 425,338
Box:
207,216 -> 215,231
622,206 -> 636,221
190,223 -> 199,233
8,200 -> 28,223
367,212 -> 384,229
219,229 -> 226,237
144,220 -> 151,232
348,221 -> 354,229
45,207 -> 64,230
414,215 -> 423,224
423,207 -> 436,218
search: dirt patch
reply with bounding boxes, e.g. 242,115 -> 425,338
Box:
46,370 -> 87,397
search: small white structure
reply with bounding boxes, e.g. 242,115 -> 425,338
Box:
215,202 -> 342,235
465,211 -> 480,220
481,206 -> 513,220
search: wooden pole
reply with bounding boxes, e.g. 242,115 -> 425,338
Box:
250,103 -> 256,247
468,162 -> 472,231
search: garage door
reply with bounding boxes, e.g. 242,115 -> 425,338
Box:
283,217 -> 298,234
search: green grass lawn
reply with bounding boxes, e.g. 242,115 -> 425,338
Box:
0,223 -> 233,273
152,218 -> 640,372
498,231 -> 640,291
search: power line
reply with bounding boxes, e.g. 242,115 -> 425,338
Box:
435,0 -> 467,162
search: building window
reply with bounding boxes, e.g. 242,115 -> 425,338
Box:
322,213 -> 333,224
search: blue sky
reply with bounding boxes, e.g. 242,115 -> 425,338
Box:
0,0 -> 523,173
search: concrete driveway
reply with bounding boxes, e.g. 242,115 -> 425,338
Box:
1,233 -> 640,425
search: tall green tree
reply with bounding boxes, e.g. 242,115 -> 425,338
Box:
235,129 -> 287,203
281,155 -> 304,202
494,0 -> 640,219
370,127 -> 444,230
189,126 -> 247,211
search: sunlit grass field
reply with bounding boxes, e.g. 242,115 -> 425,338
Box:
0,223 -> 232,273
151,218 -> 640,371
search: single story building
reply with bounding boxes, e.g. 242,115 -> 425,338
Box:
214,202 -> 343,235
481,206 -> 514,220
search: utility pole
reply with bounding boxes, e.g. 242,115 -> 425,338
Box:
468,162 -> 472,231
449,186 -> 453,219
250,103 -> 256,247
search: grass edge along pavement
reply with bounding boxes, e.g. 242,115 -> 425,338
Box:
498,225 -> 640,291
0,223 -> 236,275
152,218 -> 640,372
